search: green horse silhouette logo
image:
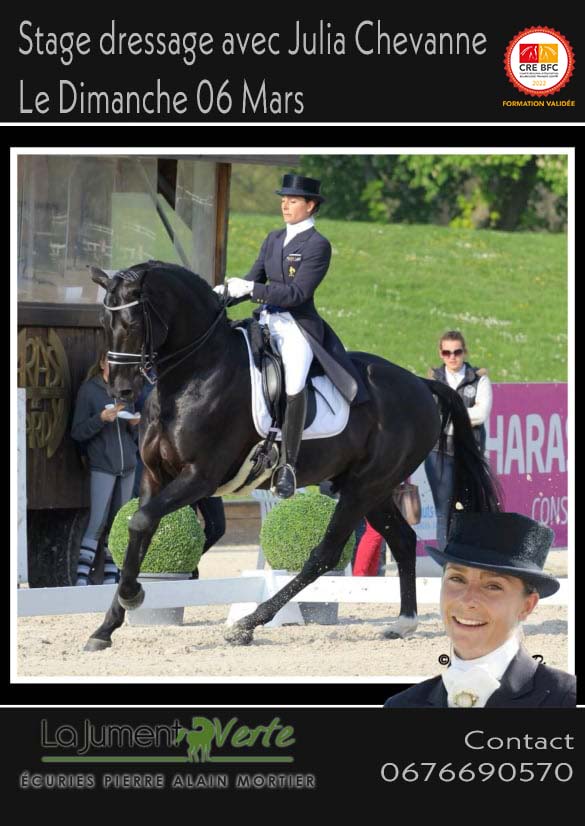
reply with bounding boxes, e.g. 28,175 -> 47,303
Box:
176,717 -> 216,762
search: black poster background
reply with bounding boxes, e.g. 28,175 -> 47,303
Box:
2,8 -> 581,122
5,2 -> 580,802
3,707 -> 583,802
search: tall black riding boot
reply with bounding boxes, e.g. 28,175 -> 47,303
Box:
272,388 -> 307,499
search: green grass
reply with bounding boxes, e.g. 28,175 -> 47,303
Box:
225,213 -> 568,382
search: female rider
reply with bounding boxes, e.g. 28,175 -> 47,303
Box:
216,174 -> 368,498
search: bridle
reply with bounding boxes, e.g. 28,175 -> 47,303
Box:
104,272 -> 230,384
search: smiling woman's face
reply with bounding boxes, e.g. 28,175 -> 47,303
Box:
440,563 -> 539,660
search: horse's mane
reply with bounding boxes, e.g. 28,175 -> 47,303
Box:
122,260 -> 220,311
130,260 -> 212,292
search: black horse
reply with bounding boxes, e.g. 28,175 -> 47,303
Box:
85,261 -> 501,651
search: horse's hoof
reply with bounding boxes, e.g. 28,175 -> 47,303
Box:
84,637 -> 112,652
118,584 -> 145,611
224,624 -> 254,646
381,615 -> 418,640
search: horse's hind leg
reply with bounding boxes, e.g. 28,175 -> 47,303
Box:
366,501 -> 418,639
225,493 -> 364,646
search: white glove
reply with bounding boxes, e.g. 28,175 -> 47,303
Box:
226,278 -> 254,299
213,284 -> 226,296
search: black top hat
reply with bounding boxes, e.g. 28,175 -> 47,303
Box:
425,512 -> 559,597
276,174 -> 325,203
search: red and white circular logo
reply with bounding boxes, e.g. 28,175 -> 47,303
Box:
504,27 -> 574,96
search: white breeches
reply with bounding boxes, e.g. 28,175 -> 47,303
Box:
258,310 -> 313,395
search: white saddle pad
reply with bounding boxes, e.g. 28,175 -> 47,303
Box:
236,327 -> 350,440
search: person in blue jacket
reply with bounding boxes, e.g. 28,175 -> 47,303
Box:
71,350 -> 140,585
215,174 -> 368,499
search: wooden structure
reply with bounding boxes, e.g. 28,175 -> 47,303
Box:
17,153 -> 298,586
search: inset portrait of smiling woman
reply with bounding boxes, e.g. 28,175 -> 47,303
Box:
384,512 -> 575,708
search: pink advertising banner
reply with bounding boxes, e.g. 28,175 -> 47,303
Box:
414,382 -> 568,553
485,383 -> 568,547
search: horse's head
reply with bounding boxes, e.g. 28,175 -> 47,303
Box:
92,260 -> 229,398
91,265 -> 150,402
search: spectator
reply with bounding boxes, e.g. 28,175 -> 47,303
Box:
425,330 -> 493,550
353,520 -> 385,576
71,350 -> 140,585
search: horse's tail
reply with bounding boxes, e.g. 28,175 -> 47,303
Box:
423,379 -> 503,532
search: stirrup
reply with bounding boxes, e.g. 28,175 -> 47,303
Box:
271,464 -> 297,499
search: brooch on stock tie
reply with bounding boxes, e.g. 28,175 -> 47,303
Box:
453,690 -> 479,708
444,665 -> 499,708
288,266 -> 296,277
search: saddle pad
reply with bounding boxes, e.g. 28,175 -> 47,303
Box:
236,327 -> 350,440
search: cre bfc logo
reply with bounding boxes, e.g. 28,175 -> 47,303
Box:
504,27 -> 574,96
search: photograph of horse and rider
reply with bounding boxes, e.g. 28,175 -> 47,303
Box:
16,152 -> 570,682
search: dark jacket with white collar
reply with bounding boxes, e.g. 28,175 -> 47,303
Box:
383,647 -> 576,708
241,227 -> 369,404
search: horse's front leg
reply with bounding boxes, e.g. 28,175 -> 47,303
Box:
83,589 -> 128,652
116,518 -> 158,609
84,466 -> 215,652
83,468 -> 162,652
118,465 -> 219,608
225,493 -> 365,646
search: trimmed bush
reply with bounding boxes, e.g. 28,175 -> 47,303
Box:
109,498 -> 205,574
260,491 -> 354,572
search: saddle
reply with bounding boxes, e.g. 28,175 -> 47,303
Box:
230,318 -> 334,487
233,318 -> 324,430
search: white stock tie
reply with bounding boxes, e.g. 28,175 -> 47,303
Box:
442,666 -> 501,708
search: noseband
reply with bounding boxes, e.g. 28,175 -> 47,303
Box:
105,295 -> 162,384
104,277 -> 227,384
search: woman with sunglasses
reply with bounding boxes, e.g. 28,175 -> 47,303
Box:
425,330 -> 493,551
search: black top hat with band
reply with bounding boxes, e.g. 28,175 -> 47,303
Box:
425,512 -> 559,597
276,174 -> 325,203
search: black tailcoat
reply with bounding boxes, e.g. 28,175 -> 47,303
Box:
383,647 -> 576,708
242,227 -> 369,404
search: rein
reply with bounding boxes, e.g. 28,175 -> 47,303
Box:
105,286 -> 231,384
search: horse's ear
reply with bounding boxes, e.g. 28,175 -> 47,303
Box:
89,266 -> 110,290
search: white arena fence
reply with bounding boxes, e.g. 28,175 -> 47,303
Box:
17,477 -> 569,623
15,572 -> 570,621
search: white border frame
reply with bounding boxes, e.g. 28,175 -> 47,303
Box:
11,146 -> 575,701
